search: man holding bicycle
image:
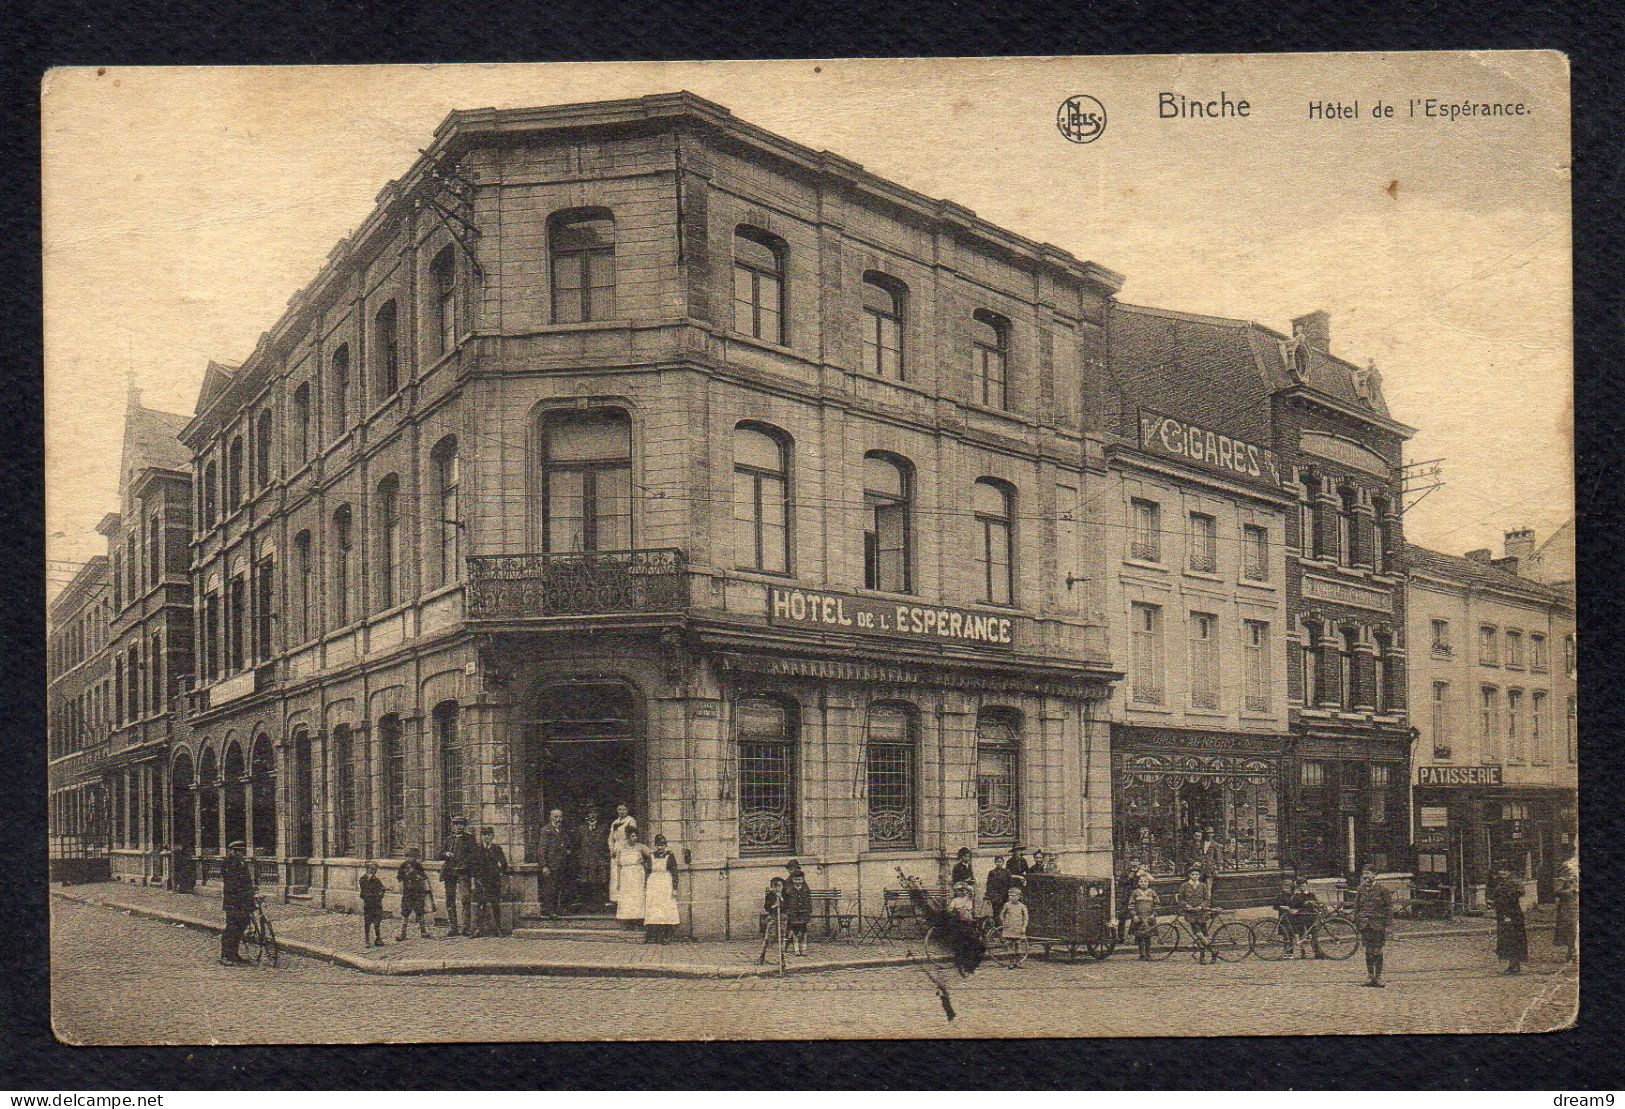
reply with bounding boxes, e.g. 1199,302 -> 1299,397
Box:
218,839 -> 257,966
1175,865 -> 1215,964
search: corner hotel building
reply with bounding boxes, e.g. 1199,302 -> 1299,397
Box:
177,93 -> 1135,936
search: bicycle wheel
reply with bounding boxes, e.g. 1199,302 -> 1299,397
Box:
258,913 -> 279,968
1146,921 -> 1180,961
1208,921 -> 1253,962
922,926 -> 956,970
1312,917 -> 1359,960
1251,918 -> 1294,961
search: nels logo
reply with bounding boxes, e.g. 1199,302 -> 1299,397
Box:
1057,94 -> 1107,144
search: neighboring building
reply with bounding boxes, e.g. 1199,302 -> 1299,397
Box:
1097,305 -> 1295,907
1509,519 -> 1574,590
47,555 -> 112,880
103,391 -> 196,884
179,93 -> 1126,936
1406,530 -> 1576,909
1271,313 -> 1416,879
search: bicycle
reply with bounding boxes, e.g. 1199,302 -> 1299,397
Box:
1145,909 -> 1254,963
924,916 -> 1025,971
239,896 -> 280,967
1250,905 -> 1359,961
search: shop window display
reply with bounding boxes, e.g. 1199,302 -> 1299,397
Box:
1113,752 -> 1281,876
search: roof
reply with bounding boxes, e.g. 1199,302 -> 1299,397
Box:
1405,543 -> 1571,606
1526,518 -> 1575,586
119,395 -> 193,498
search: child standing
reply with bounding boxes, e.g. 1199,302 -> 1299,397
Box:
784,870 -> 814,956
1127,871 -> 1161,960
758,876 -> 786,964
395,848 -> 434,940
359,862 -> 386,947
1000,885 -> 1029,967
948,880 -> 978,926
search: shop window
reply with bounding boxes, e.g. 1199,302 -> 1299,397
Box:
1431,618 -> 1452,656
973,479 -> 1014,605
1431,681 -> 1452,759
1130,498 -> 1161,562
865,703 -> 916,849
733,424 -> 791,575
1243,620 -> 1270,712
1187,512 -> 1217,573
1188,611 -> 1219,709
972,309 -> 1009,409
736,697 -> 796,856
431,437 -> 461,587
862,452 -> 912,593
435,701 -> 463,850
550,209 -> 616,324
860,272 -> 905,379
332,723 -> 356,857
1130,602 -> 1164,705
1114,750 -> 1281,877
540,409 -> 632,553
1242,524 -> 1269,581
975,709 -> 1020,847
733,227 -> 785,344
380,715 -> 405,855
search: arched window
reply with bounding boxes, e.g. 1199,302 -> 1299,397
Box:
434,701 -> 463,849
332,723 -> 355,857
292,383 -> 311,466
203,461 -> 218,523
973,310 -> 1010,409
331,505 -> 353,627
863,452 -> 912,593
255,409 -> 273,489
976,708 -> 1020,846
860,272 -> 905,379
866,703 -> 917,848
330,343 -> 351,433
973,479 -> 1014,605
733,226 -> 785,343
170,749 -> 195,854
431,437 -> 461,587
227,436 -> 244,508
374,475 -> 400,610
550,209 -> 616,323
250,735 -> 276,854
736,696 -> 796,855
541,409 -> 631,552
198,746 -> 219,854
223,740 -> 246,849
293,530 -> 314,643
732,424 -> 790,574
373,300 -> 400,397
379,714 -> 405,855
430,246 -> 457,356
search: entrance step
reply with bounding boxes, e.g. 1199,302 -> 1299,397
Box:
511,923 -> 645,943
520,912 -> 623,931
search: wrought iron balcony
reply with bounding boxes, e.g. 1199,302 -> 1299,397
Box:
466,548 -> 689,621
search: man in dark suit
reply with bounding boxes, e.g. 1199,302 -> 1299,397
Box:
218,840 -> 256,966
470,825 -> 511,937
537,808 -> 569,919
440,815 -> 478,936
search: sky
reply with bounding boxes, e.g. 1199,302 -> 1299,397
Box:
42,54 -> 1572,599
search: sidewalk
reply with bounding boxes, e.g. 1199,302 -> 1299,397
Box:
53,880 -> 1500,980
51,881 -> 924,978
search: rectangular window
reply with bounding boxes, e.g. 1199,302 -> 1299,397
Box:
1244,620 -> 1270,712
1564,635 -> 1576,678
1567,695 -> 1577,763
1242,524 -> 1269,581
1530,633 -> 1548,672
736,698 -> 795,856
1530,691 -> 1548,765
1300,760 -> 1325,787
1187,512 -> 1217,573
1479,625 -> 1498,666
1130,499 -> 1161,562
1506,689 -> 1523,761
150,632 -> 163,712
204,592 -> 220,681
254,558 -> 274,663
1187,612 -> 1218,709
1130,602 -> 1164,704
227,575 -> 246,673
865,706 -> 915,849
1431,618 -> 1452,656
1480,686 -> 1500,761
1505,630 -> 1524,669
1431,681 -> 1452,759
1297,502 -> 1315,555
148,514 -> 162,588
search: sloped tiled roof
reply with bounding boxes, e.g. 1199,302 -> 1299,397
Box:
119,398 -> 193,495
1405,542 -> 1570,606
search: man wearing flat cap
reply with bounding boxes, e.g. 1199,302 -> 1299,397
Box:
218,840 -> 256,965
470,825 -> 511,937
440,815 -> 478,937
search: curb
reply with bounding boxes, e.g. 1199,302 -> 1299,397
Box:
53,889 -> 928,979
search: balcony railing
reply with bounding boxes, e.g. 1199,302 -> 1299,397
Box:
466,549 -> 688,621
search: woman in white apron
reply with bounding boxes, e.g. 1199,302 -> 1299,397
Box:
614,826 -> 652,928
607,804 -> 637,906
643,834 -> 681,943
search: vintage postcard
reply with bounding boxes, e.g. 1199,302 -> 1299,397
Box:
43,53 -> 1574,1043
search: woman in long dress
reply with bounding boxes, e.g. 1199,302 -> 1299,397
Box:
643,834 -> 681,944
1492,868 -> 1530,974
606,804 -> 637,906
614,826 -> 652,928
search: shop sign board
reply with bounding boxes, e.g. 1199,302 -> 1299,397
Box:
1417,765 -> 1504,787
767,586 -> 1015,649
1138,407 -> 1281,487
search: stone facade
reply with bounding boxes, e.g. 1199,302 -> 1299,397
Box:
47,555 -> 112,876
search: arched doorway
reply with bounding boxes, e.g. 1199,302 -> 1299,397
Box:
223,741 -> 246,848
198,747 -> 220,854
171,750 -> 195,853
250,736 -> 276,856
527,683 -> 642,844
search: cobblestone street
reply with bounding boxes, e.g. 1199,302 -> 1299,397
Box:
52,895 -> 1577,1045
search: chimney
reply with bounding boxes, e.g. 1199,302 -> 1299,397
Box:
1503,528 -> 1536,564
1492,556 -> 1520,574
1465,548 -> 1492,564
1292,310 -> 1331,352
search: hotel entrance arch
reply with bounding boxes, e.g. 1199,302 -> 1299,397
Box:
524,682 -> 644,846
